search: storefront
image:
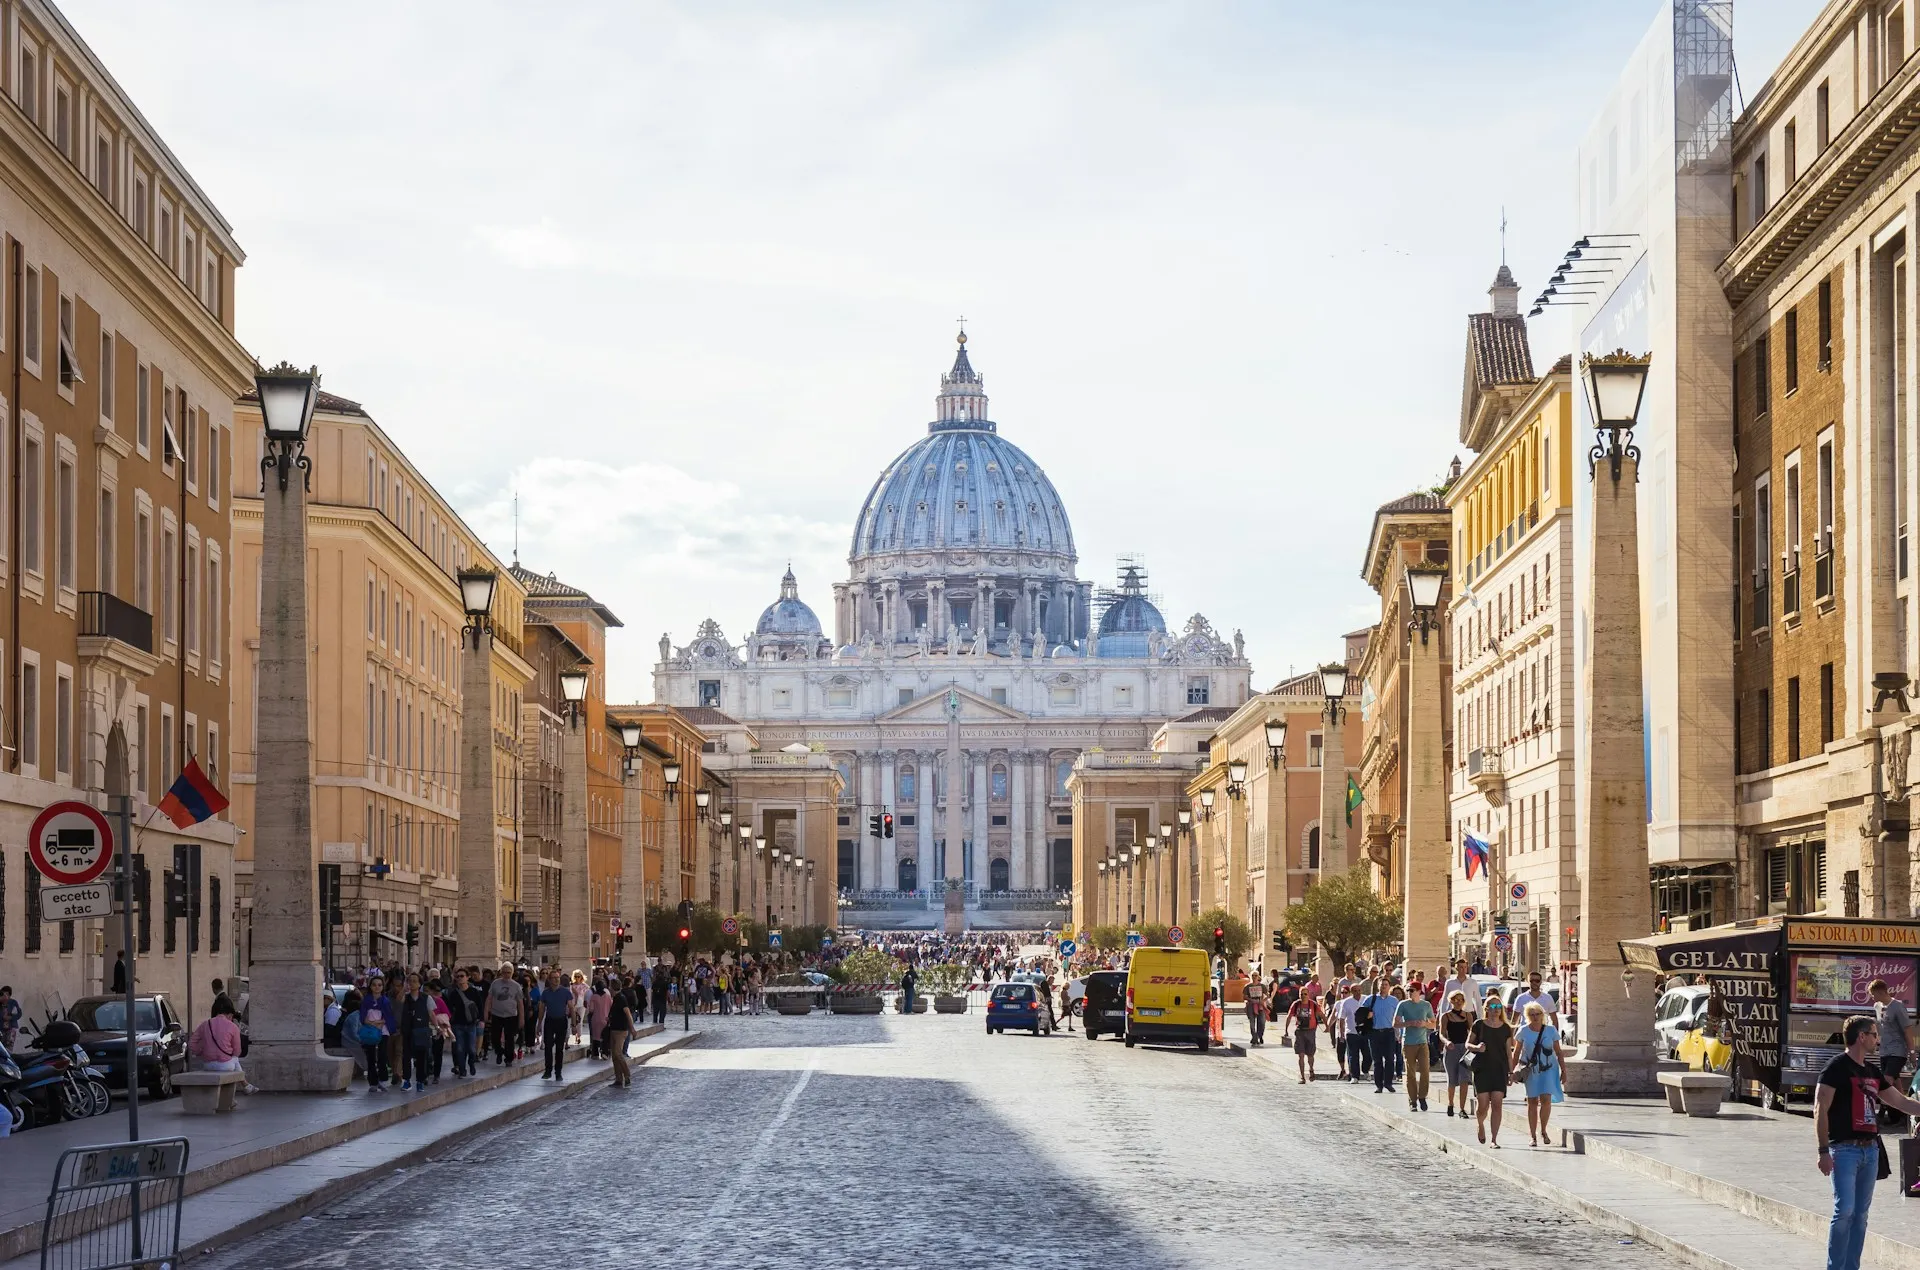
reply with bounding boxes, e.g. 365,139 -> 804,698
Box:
1621,916 -> 1920,1101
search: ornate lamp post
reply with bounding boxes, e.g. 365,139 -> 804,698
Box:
557,666 -> 591,968
245,363 -> 352,1090
455,565 -> 501,965
1565,349 -> 1661,1095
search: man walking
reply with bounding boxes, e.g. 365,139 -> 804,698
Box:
444,968 -> 482,1077
1362,980 -> 1398,1093
485,962 -> 523,1066
1244,973 -> 1268,1047
900,964 -> 919,1016
1818,1015 -> 1920,1270
1871,978 -> 1915,1126
535,970 -> 573,1080
1396,983 -> 1436,1111
1440,957 -> 1481,1020
1337,984 -> 1368,1081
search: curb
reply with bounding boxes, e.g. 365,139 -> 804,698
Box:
179,1030 -> 704,1261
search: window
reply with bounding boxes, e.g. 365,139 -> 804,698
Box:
55,455 -> 73,591
183,398 -> 197,489
206,551 -> 221,668
1818,277 -> 1833,368
209,876 -> 221,953
24,864 -> 40,954
18,40 -> 36,124
826,687 -> 853,708
134,174 -> 148,241
159,707 -> 172,796
1751,155 -> 1768,225
1308,731 -> 1324,768
97,486 -> 114,593
160,385 -> 175,471
1753,473 -> 1771,628
1753,333 -> 1770,416
1757,688 -> 1772,770
1048,686 -> 1078,706
21,434 -> 40,575
54,671 -> 70,778
94,133 -> 111,198
136,703 -> 149,797
56,295 -> 80,390
1817,80 -> 1831,152
160,524 -> 176,645
1113,684 -> 1134,708
134,507 -> 150,612
1785,310 -> 1799,394
206,427 -> 219,508
99,332 -> 114,419
20,659 -> 38,770
1788,676 -> 1802,763
771,687 -> 792,709
1821,662 -> 1835,747
1783,451 -> 1802,614
897,687 -> 913,707
136,364 -> 149,451
991,687 -> 1008,705
1187,678 -> 1210,705
21,267 -> 37,368
1783,120 -> 1798,186
53,85 -> 68,155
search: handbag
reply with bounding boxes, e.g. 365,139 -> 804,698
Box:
357,1022 -> 383,1047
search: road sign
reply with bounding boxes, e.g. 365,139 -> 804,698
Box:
41,881 -> 113,920
1493,931 -> 1513,952
1167,925 -> 1185,945
1509,881 -> 1529,904
1059,939 -> 1077,957
1061,925 -> 1074,940
1125,930 -> 1143,948
721,916 -> 739,936
821,933 -> 834,947
29,800 -> 114,887
768,930 -> 783,949
1459,905 -> 1479,924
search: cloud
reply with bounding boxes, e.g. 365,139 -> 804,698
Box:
471,220 -> 582,270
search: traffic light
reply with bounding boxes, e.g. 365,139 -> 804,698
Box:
869,813 -> 882,838
1271,929 -> 1291,954
1212,925 -> 1226,957
677,924 -> 692,955
406,922 -> 419,954
882,811 -> 894,839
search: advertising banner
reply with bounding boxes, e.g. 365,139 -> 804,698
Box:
1790,952 -> 1919,1009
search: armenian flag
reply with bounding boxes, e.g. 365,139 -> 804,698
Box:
159,756 -> 228,828
1462,830 -> 1491,881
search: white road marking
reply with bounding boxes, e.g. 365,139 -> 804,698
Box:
703,1054 -> 818,1219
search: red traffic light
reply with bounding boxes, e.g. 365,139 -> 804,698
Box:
1213,926 -> 1225,940
881,811 -> 895,838
678,926 -> 691,941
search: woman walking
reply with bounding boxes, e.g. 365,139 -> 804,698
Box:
1285,992 -> 1321,1082
1516,1001 -> 1566,1146
605,978 -> 636,1088
1440,991 -> 1475,1118
1468,998 -> 1517,1147
398,973 -> 434,1092
357,975 -> 395,1092
587,979 -> 612,1059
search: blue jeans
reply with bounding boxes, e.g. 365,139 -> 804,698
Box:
452,1025 -> 480,1074
1828,1141 -> 1879,1270
1371,1030 -> 1398,1089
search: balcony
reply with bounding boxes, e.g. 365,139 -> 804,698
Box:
1466,748 -> 1506,805
76,591 -> 159,680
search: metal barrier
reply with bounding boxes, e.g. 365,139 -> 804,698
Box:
39,1138 -> 189,1270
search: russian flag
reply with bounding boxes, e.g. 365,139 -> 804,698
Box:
159,756 -> 228,828
1462,831 -> 1491,881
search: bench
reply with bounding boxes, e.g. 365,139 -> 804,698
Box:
1657,1069 -> 1731,1118
174,1070 -> 247,1114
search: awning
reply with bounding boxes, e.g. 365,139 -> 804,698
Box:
1618,919 -> 1783,976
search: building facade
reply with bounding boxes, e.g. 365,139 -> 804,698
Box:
0,0 -> 248,1023
230,390 -> 533,973
653,335 -> 1253,929
1447,302 -> 1579,971
1720,0 -> 1920,922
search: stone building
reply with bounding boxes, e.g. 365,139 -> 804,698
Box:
230,390 -> 532,973
1446,287 -> 1579,971
653,334 -> 1253,929
1721,0 -> 1920,922
0,0 -> 249,1022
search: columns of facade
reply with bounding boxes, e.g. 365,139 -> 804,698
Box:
558,717 -> 591,969
930,580 -> 946,643
969,752 -> 988,888
1319,711 -> 1348,875
1404,619 -> 1450,969
1010,751 -> 1028,889
915,750 -> 934,890
977,574 -> 994,635
856,753 -> 875,891
1228,787 -> 1249,925
1565,447 -> 1661,1094
881,582 -> 899,643
879,749 -> 897,889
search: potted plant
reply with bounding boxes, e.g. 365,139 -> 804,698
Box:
830,947 -> 895,1014
926,963 -> 972,1013
766,972 -> 816,1015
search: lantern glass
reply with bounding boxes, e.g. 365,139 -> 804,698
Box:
1405,565 -> 1445,613
254,364 -> 319,441
618,721 -> 643,750
1581,351 -> 1651,428
458,568 -> 498,620
559,668 -> 589,704
1178,808 -> 1192,827
755,836 -> 767,852
694,789 -> 711,810
663,762 -> 681,787
1159,821 -> 1172,839
720,810 -> 733,828
1200,789 -> 1216,809
1264,719 -> 1287,750
1319,662 -> 1348,702
1228,759 -> 1249,785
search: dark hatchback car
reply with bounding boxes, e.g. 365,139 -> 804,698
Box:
72,995 -> 187,1098
1081,971 -> 1129,1041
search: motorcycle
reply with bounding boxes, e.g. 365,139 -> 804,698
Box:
0,1045 -> 25,1133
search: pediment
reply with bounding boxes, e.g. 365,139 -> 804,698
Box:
878,684 -> 1027,722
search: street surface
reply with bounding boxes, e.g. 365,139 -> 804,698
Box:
196,1016 -> 1663,1269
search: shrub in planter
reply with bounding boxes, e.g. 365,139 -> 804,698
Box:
924,962 -> 972,1013
829,947 -> 895,1013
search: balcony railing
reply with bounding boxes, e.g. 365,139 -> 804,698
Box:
78,591 -> 153,653
1815,548 -> 1834,601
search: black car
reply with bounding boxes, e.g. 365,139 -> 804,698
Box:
71,995 -> 186,1099
1082,971 -> 1128,1041
1270,969 -> 1314,1021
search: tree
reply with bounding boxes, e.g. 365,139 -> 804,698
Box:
1087,924 -> 1129,953
1282,865 -> 1403,969
1187,907 -> 1254,967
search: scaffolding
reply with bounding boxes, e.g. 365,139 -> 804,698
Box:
1091,554 -> 1164,628
1674,0 -> 1735,175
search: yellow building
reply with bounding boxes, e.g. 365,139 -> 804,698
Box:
230,390 -> 532,972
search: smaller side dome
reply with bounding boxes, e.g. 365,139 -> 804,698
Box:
756,566 -> 824,637
1095,565 -> 1166,658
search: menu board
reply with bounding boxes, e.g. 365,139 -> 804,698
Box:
1789,953 -> 1919,1009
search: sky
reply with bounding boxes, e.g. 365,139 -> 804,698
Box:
65,0 -> 1816,702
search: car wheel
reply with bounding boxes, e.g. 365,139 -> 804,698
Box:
1085,1031 -> 1099,1042
1125,1036 -> 1136,1048
1030,1025 -> 1040,1036
151,1062 -> 174,1100
1197,1037 -> 1209,1052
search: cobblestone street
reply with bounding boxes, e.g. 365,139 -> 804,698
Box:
192,1016 -> 1666,1270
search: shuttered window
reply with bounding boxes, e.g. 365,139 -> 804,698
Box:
25,866 -> 42,954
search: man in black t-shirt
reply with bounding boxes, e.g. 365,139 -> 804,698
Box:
1817,1015 -> 1920,1270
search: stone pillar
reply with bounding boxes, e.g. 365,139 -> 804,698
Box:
879,750 -> 897,887
1319,710 -> 1348,874
620,764 -> 644,954
1228,787 -> 1248,924
1010,752 -> 1028,889
944,710 -> 963,884
916,750 -> 934,891
970,753 -> 989,889
558,716 -> 591,969
930,580 -> 946,643
1262,765 -> 1290,969
245,438 -> 353,1091
1404,621 -> 1450,969
456,626 -> 499,965
663,786 -> 682,908
1565,449 -> 1662,1095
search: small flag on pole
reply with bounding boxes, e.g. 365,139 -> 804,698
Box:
159,756 -> 229,828
1462,830 -> 1491,881
1344,775 -> 1362,827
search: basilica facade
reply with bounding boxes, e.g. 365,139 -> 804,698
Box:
652,335 -> 1253,902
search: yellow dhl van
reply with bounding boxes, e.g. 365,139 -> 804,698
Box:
1124,946 -> 1212,1050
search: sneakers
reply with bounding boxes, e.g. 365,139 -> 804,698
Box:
1419,1097 -> 1429,1111
400,1080 -> 412,1091
1447,1106 -> 1456,1118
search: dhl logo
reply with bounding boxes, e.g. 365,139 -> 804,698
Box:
1145,975 -> 1194,985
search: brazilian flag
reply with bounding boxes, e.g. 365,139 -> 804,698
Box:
1345,776 -> 1362,827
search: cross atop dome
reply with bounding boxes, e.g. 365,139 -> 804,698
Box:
934,326 -> 991,431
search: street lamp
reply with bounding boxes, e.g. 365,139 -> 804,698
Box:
458,568 -> 497,646
1581,349 -> 1652,482
1158,820 -> 1172,842
1178,807 -> 1192,833
1264,719 -> 1287,768
663,761 -> 681,800
559,667 -> 589,723
255,361 -> 320,491
1319,662 -> 1348,723
695,788 -> 711,812
1199,788 -> 1216,818
1404,562 -> 1447,645
721,809 -> 733,830
1227,758 -> 1250,799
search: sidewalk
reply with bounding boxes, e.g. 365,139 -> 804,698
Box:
1226,1017 -> 1920,1270
0,1024 -> 696,1265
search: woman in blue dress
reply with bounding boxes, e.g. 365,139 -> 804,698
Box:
1516,1001 -> 1566,1147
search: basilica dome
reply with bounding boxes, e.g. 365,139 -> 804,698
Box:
756,567 -> 823,637
850,335 -> 1075,567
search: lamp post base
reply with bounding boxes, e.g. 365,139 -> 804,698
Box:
1561,1046 -> 1680,1097
242,1043 -> 355,1092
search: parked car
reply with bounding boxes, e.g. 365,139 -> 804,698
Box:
1081,971 -> 1128,1041
985,982 -> 1052,1036
69,995 -> 186,1099
1653,984 -> 1711,1059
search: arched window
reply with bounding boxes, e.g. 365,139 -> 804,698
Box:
989,858 -> 1010,892
1304,822 -> 1321,870
991,764 -> 1008,801
1055,760 -> 1072,796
